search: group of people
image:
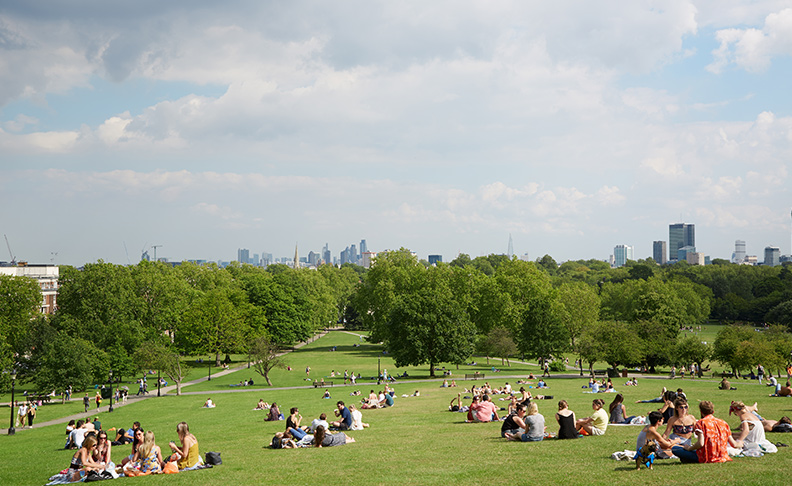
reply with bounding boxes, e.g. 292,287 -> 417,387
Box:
63,419 -> 201,480
14,400 -> 37,429
271,401 -> 367,449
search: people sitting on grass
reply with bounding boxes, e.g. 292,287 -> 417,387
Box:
608,394 -> 636,424
167,422 -> 200,470
67,419 -> 95,450
322,389 -> 331,399
505,402 -> 545,442
120,428 -> 144,466
286,407 -> 308,436
349,404 -> 369,430
555,400 -> 578,440
361,390 -> 380,409
254,399 -> 269,410
202,398 -> 215,408
671,401 -> 735,463
69,435 -> 105,481
501,403 -> 527,437
133,430 -> 164,474
310,413 -> 329,433
719,377 -> 736,390
729,401 -> 778,453
662,398 -> 695,446
92,431 -> 112,468
312,425 -> 355,447
114,421 -> 140,446
266,402 -> 282,421
518,387 -> 532,406
330,401 -> 353,430
638,411 -> 681,459
469,394 -> 500,423
379,390 -> 395,407
537,379 -> 548,388
575,399 -> 608,436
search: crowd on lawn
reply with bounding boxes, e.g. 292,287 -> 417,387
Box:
51,418 -> 204,483
452,376 -> 789,464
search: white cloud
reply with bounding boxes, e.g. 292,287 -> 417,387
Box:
708,7 -> 792,73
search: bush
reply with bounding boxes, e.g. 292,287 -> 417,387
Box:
549,361 -> 566,372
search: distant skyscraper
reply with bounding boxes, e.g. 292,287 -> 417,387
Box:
732,240 -> 746,264
428,255 -> 442,265
613,244 -> 633,267
237,248 -> 250,264
653,241 -> 667,265
669,223 -> 695,260
507,234 -> 513,259
322,243 -> 331,265
764,246 -> 780,267
360,239 -> 368,255
350,244 -> 358,264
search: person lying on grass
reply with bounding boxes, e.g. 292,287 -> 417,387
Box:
575,399 -> 607,436
312,425 -> 355,447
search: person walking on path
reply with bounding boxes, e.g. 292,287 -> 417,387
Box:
83,394 -> 90,413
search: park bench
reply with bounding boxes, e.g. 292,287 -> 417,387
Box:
313,381 -> 334,388
717,372 -> 735,379
465,373 -> 485,380
33,394 -> 52,404
592,370 -> 607,378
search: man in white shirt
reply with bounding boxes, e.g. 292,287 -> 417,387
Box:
310,413 -> 329,433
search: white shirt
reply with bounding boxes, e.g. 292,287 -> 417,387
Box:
310,419 -> 329,433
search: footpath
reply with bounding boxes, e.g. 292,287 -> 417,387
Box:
0,329 -> 335,435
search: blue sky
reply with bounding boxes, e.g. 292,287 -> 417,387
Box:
1,1 -> 791,266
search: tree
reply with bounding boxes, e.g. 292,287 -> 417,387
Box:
713,325 -> 757,375
482,326 -> 517,366
179,288 -> 245,366
674,336 -> 712,377
34,333 -> 108,401
381,265 -> 476,376
557,281 -> 600,372
248,335 -> 287,386
135,340 -> 187,395
0,274 -> 41,388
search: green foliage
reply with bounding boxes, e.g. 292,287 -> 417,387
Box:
135,340 -> 186,395
0,273 -> 43,384
247,334 -> 287,386
674,336 -> 712,376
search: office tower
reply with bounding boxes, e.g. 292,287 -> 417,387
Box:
350,244 -> 358,264
428,255 -> 442,265
653,241 -> 667,265
733,240 -> 746,264
678,245 -> 695,262
669,223 -> 695,260
360,239 -> 368,255
237,248 -> 250,264
613,244 -> 633,267
252,253 -> 260,266
308,251 -> 319,266
765,246 -> 780,267
686,252 -> 705,265
322,243 -> 331,265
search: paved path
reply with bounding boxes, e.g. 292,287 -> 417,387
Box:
1,329 -> 335,435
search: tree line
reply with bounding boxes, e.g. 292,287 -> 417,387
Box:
2,252 -> 791,393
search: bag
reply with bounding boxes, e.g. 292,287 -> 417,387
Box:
84,470 -> 113,482
163,461 -> 180,474
206,451 -> 222,465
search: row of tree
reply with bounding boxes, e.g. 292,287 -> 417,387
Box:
2,251 -> 791,392
1,261 -> 360,395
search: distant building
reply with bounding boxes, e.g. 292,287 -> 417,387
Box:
428,255 -> 442,265
744,255 -> 758,265
764,246 -> 780,267
308,251 -> 319,266
686,252 -> 705,266
362,251 -> 376,268
237,248 -> 250,264
0,264 -> 59,314
322,244 -> 331,266
732,240 -> 746,264
613,244 -> 633,267
678,245 -> 696,262
653,241 -> 667,265
359,239 -> 368,255
669,223 -> 695,261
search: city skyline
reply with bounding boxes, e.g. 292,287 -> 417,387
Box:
2,2 -> 792,266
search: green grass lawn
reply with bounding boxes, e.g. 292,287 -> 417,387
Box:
2,331 -> 791,485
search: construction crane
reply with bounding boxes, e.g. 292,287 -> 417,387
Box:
4,234 -> 16,264
151,244 -> 162,262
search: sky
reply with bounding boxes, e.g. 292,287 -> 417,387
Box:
1,1 -> 792,266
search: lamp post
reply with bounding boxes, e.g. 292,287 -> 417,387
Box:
8,370 -> 17,436
208,362 -> 211,381
108,370 -> 113,412
157,370 -> 161,397
377,356 -> 381,384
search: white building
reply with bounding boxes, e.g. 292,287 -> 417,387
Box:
0,264 -> 59,314
613,244 -> 634,267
